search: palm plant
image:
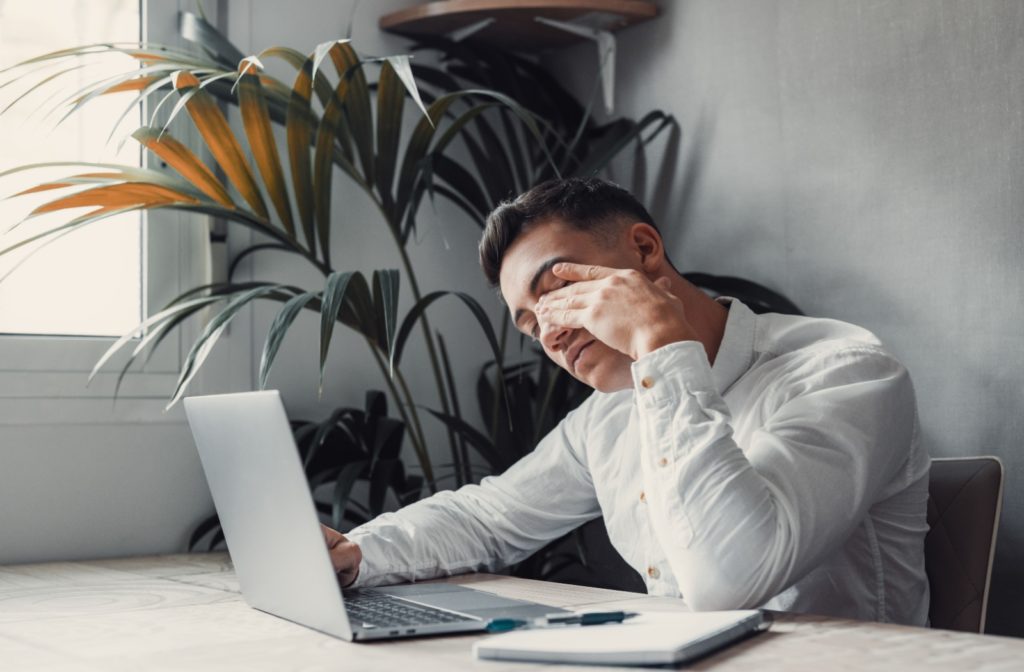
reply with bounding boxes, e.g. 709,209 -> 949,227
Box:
0,10 -> 677,499
0,12 -> 544,493
1,8 -> 801,586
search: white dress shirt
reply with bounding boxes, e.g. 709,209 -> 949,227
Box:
346,298 -> 931,625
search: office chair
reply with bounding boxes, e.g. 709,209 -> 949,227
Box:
925,456 -> 1004,633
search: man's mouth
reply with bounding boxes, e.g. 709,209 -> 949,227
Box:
568,340 -> 595,374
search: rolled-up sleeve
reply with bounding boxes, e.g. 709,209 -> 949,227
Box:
345,402 -> 601,587
632,339 -> 916,610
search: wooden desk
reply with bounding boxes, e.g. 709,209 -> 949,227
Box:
0,553 -> 1021,671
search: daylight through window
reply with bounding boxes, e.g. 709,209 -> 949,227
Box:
0,0 -> 142,337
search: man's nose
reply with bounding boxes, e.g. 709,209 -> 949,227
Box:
538,318 -> 571,353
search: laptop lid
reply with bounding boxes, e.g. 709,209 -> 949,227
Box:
184,390 -> 354,640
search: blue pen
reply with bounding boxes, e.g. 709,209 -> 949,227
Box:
540,610 -> 639,626
486,610 -> 639,632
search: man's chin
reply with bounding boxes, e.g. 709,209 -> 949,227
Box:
574,362 -> 633,393
589,378 -> 633,393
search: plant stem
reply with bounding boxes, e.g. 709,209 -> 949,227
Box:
391,227 -> 461,478
365,341 -> 435,491
391,365 -> 436,493
490,311 -> 510,441
435,333 -> 468,486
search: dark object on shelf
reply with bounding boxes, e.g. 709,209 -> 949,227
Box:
380,0 -> 658,51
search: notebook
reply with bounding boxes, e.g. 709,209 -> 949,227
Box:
473,609 -> 769,666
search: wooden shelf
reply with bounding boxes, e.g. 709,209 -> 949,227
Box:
379,1 -> 659,51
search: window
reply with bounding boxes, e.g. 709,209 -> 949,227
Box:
0,0 -> 142,337
0,1 -> 243,420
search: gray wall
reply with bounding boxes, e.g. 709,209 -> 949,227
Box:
7,0 -> 1019,639
551,0 -> 1022,635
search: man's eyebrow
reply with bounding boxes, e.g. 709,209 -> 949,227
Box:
512,256 -> 571,329
530,256 -> 570,296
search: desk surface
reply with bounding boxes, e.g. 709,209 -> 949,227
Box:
0,553 -> 1021,671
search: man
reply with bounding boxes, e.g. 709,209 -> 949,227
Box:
322,178 -> 930,625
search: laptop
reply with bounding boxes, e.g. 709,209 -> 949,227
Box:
183,390 -> 570,641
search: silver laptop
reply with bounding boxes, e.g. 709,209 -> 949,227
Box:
183,390 -> 569,641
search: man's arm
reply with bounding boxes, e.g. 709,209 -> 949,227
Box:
537,262 -> 919,609
327,402 -> 601,588
632,339 -> 917,609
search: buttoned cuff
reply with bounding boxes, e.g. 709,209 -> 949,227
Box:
631,340 -> 715,407
342,528 -> 376,588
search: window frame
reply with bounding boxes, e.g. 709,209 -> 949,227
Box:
0,0 -> 249,424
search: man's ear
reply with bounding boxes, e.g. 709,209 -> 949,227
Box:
628,222 -> 664,272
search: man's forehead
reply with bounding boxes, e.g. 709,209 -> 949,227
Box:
504,257 -> 572,331
498,220 -> 573,288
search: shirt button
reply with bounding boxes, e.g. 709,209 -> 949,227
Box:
647,566 -> 660,579
640,376 -> 655,389
658,457 -> 669,467
639,491 -> 646,503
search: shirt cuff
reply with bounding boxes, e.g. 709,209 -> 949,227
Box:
342,527 -> 376,588
631,340 -> 715,408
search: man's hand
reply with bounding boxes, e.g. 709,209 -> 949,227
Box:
320,524 -> 362,587
537,262 -> 696,360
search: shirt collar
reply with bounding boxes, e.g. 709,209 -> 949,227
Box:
711,297 -> 757,395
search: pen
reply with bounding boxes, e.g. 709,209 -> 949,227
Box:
486,610 -> 639,632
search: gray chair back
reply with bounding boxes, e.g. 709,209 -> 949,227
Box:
925,456 -> 1003,632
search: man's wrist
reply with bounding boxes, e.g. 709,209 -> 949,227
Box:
634,324 -> 697,359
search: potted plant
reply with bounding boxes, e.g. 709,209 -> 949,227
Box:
0,10 -> 796,586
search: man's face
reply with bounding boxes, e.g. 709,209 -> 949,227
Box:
498,218 -> 637,392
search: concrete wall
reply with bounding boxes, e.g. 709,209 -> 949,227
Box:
551,0 -> 1023,636
6,0 -> 1019,638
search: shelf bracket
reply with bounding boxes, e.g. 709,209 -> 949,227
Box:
447,17 -> 496,42
534,16 -> 616,114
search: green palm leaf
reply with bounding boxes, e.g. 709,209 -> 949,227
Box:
167,284 -> 291,408
389,291 -> 507,412
179,10 -> 246,67
425,409 -> 505,471
258,46 -> 338,110
332,460 -> 368,530
327,42 -> 373,183
89,294 -> 225,384
372,269 -> 400,370
375,59 -> 405,214
259,291 -> 318,389
285,52 -> 318,254
384,55 -> 430,121
318,270 -> 368,395
312,53 -> 355,269
154,70 -> 233,131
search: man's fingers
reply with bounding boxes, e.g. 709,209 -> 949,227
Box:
538,293 -> 588,313
321,524 -> 362,586
538,307 -> 586,330
538,278 -> 602,309
321,523 -> 345,549
551,262 -> 614,281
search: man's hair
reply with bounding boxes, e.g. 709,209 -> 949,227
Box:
478,177 -> 658,287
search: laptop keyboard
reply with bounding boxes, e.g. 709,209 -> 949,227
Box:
345,591 -> 476,628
